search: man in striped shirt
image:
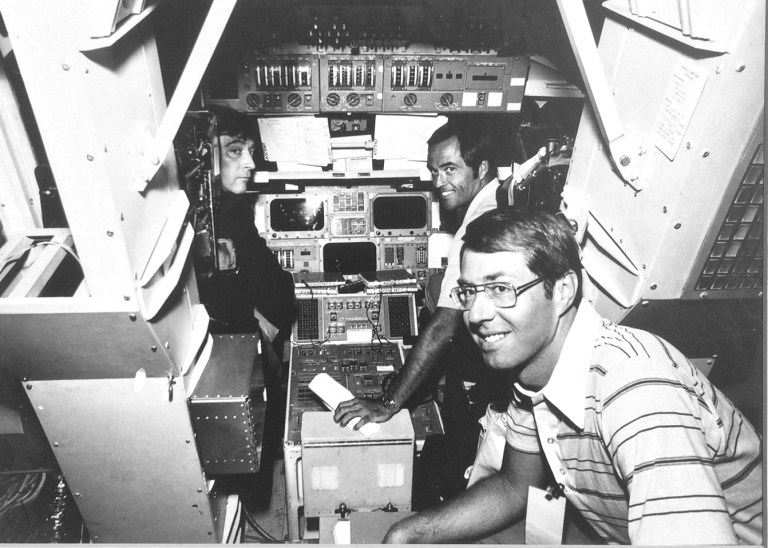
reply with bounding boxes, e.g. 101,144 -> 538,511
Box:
383,209 -> 762,544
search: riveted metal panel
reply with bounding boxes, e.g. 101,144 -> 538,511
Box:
25,377 -> 219,543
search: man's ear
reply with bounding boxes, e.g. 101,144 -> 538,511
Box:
553,270 -> 579,316
478,159 -> 489,182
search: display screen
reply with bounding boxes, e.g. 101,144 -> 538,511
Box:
372,195 -> 427,230
269,197 -> 325,232
323,242 -> 377,274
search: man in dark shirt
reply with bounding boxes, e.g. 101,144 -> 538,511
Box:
195,106 -> 296,509
197,106 -> 296,348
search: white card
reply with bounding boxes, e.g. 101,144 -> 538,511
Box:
525,485 -> 565,544
333,519 -> 351,544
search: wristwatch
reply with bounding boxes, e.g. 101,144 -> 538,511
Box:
380,392 -> 398,412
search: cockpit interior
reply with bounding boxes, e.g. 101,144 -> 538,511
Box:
0,0 -> 763,543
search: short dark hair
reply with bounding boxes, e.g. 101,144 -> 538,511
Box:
461,208 -> 582,306
427,119 -> 497,182
208,105 -> 255,141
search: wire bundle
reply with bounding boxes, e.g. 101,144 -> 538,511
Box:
0,472 -> 47,542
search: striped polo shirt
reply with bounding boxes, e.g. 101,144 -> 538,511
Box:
505,303 -> 763,544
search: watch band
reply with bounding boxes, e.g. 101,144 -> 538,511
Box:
380,392 -> 397,412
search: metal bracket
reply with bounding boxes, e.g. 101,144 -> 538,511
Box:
138,0 -> 238,191
556,0 -> 646,191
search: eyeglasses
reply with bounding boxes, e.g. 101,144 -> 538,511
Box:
450,277 -> 545,311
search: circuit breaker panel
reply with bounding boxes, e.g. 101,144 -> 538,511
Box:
206,52 -> 529,114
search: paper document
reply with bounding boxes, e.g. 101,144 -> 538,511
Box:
374,114 -> 447,161
258,117 -> 331,166
308,373 -> 380,437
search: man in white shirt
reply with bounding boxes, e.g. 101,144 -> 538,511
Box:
334,119 -> 500,427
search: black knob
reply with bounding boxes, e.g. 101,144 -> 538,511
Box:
440,93 -> 454,107
246,93 -> 261,108
288,92 -> 302,107
403,93 -> 417,106
346,93 -> 360,107
326,93 -> 340,107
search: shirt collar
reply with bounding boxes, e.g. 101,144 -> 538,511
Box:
464,177 -> 499,217
514,302 -> 602,430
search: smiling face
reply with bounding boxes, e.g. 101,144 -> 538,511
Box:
427,135 -> 487,216
219,134 -> 256,195
459,248 -> 573,390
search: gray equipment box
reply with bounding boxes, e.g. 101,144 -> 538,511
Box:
189,334 -> 266,475
301,410 -> 414,517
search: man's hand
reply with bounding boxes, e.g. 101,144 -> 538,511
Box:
333,307 -> 464,432
333,397 -> 396,430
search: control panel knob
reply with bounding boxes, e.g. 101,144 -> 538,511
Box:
326,93 -> 341,107
287,92 -> 302,107
346,93 -> 360,107
403,93 -> 417,107
245,93 -> 261,109
440,93 -> 454,107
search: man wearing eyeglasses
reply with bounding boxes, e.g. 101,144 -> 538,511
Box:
382,209 -> 762,545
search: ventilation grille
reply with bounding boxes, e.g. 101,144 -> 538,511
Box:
695,145 -> 763,292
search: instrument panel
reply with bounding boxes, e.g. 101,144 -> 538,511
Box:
205,52 -> 529,114
293,293 -> 418,344
256,187 -> 434,277
285,342 -> 442,446
269,238 -> 430,279
382,54 -> 528,113
240,54 -> 318,114
320,55 -> 383,112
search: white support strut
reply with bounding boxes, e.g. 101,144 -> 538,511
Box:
140,0 -> 238,189
556,0 -> 642,189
